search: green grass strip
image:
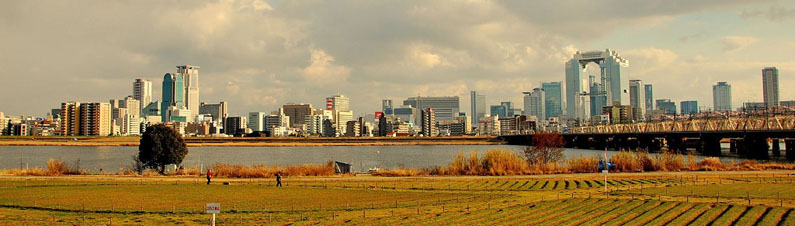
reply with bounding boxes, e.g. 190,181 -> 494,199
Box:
539,198 -> 618,226
644,202 -> 694,226
624,201 -> 678,225
556,199 -> 631,226
602,200 -> 662,225
776,209 -> 795,226
687,204 -> 730,226
521,199 -> 602,225
710,205 -> 748,225
578,199 -> 647,225
733,205 -> 768,225
755,207 -> 788,226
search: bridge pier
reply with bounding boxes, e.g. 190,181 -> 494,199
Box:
786,139 -> 795,161
772,139 -> 781,157
742,135 -> 770,160
592,136 -> 608,150
666,136 -> 684,154
729,139 -> 741,153
699,136 -> 722,156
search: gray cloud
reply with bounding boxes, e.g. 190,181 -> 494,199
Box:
0,0 -> 791,118
741,6 -> 795,21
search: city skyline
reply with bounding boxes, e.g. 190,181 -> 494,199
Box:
2,1 -> 795,118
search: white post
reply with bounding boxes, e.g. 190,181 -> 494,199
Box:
604,149 -> 608,193
211,213 -> 215,226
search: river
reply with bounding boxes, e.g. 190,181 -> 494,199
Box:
0,145 -> 749,173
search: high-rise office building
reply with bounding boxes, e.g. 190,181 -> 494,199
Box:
248,112 -> 266,132
161,73 -> 184,122
224,116 -> 242,135
120,96 -> 140,119
490,105 -> 507,118
713,82 -> 732,112
393,106 -> 418,123
680,101 -> 698,115
282,104 -> 313,128
656,99 -> 676,115
762,67 -> 779,107
382,99 -> 393,115
304,114 -> 325,136
421,108 -> 437,136
566,49 -> 628,122
326,94 -> 350,111
177,65 -> 200,118
133,78 -> 152,115
541,82 -> 562,118
470,91 -> 486,126
644,84 -> 654,111
589,75 -> 605,117
199,102 -> 228,123
523,88 -> 545,120
403,96 -> 460,122
629,80 -> 645,120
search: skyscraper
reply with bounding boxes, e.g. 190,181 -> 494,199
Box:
589,75 -> 606,117
177,65 -> 200,118
712,82 -> 732,112
523,88 -> 545,120
470,91 -> 486,126
762,67 -> 779,107
490,105 -> 507,118
680,101 -> 698,115
133,78 -> 152,115
421,108 -> 437,136
403,96 -> 460,122
161,73 -> 184,122
629,80 -> 645,120
199,102 -> 228,123
644,84 -> 654,111
566,49 -> 628,122
382,99 -> 393,115
541,82 -> 562,118
326,94 -> 350,111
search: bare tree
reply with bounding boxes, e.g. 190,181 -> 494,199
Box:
524,132 -> 565,165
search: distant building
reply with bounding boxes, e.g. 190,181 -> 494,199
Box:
224,116 -> 242,135
541,82 -> 562,118
382,99 -> 393,115
161,73 -> 184,122
602,103 -> 633,124
680,100 -> 699,115
177,65 -> 200,119
78,102 -> 112,136
762,67 -> 779,107
264,114 -> 290,134
304,114 -> 325,136
644,84 -> 654,111
470,91 -> 486,129
199,102 -> 228,123
393,106 -> 418,123
326,94 -> 350,111
282,104 -> 313,128
404,96 -> 459,122
490,105 -> 507,118
629,80 -> 645,120
523,88 -> 545,120
656,99 -> 677,115
133,78 -> 152,115
248,112 -> 266,132
421,108 -> 437,136
712,82 -> 732,112
344,120 -> 360,137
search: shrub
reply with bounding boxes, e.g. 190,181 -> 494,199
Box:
525,132 -> 565,166
480,149 -> 530,175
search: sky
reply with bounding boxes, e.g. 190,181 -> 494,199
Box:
1,0 -> 794,118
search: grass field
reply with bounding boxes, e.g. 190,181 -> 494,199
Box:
1,171 -> 795,225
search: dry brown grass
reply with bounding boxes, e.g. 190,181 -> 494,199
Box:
210,161 -> 334,178
0,158 -> 86,176
445,149 -> 531,176
371,167 -> 431,177
652,151 -> 685,171
567,156 -> 599,173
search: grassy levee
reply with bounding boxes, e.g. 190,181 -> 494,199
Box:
2,171 -> 795,225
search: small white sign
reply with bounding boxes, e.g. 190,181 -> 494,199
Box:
602,170 -> 608,175
206,203 -> 220,214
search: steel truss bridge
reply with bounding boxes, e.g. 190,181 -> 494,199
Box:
500,109 -> 795,160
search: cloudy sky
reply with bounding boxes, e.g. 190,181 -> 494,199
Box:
1,0 -> 794,117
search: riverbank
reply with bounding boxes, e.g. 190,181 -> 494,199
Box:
0,136 -> 502,147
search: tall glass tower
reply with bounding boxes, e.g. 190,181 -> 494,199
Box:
541,82 -> 562,118
713,82 -> 732,112
565,49 -> 628,123
762,67 -> 779,107
161,73 -> 184,122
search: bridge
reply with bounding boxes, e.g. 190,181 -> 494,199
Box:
500,109 -> 795,160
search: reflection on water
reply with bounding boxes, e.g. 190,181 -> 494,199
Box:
0,145 -> 750,173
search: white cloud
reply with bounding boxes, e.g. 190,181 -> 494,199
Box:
720,36 -> 760,52
301,49 -> 351,83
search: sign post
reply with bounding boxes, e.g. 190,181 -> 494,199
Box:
604,149 -> 608,193
206,203 -> 220,226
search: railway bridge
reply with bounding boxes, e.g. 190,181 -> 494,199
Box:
500,111 -> 795,160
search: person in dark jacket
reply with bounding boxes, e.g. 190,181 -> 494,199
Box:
275,172 -> 282,187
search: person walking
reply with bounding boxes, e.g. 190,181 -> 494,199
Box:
275,172 -> 282,187
206,169 -> 213,185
